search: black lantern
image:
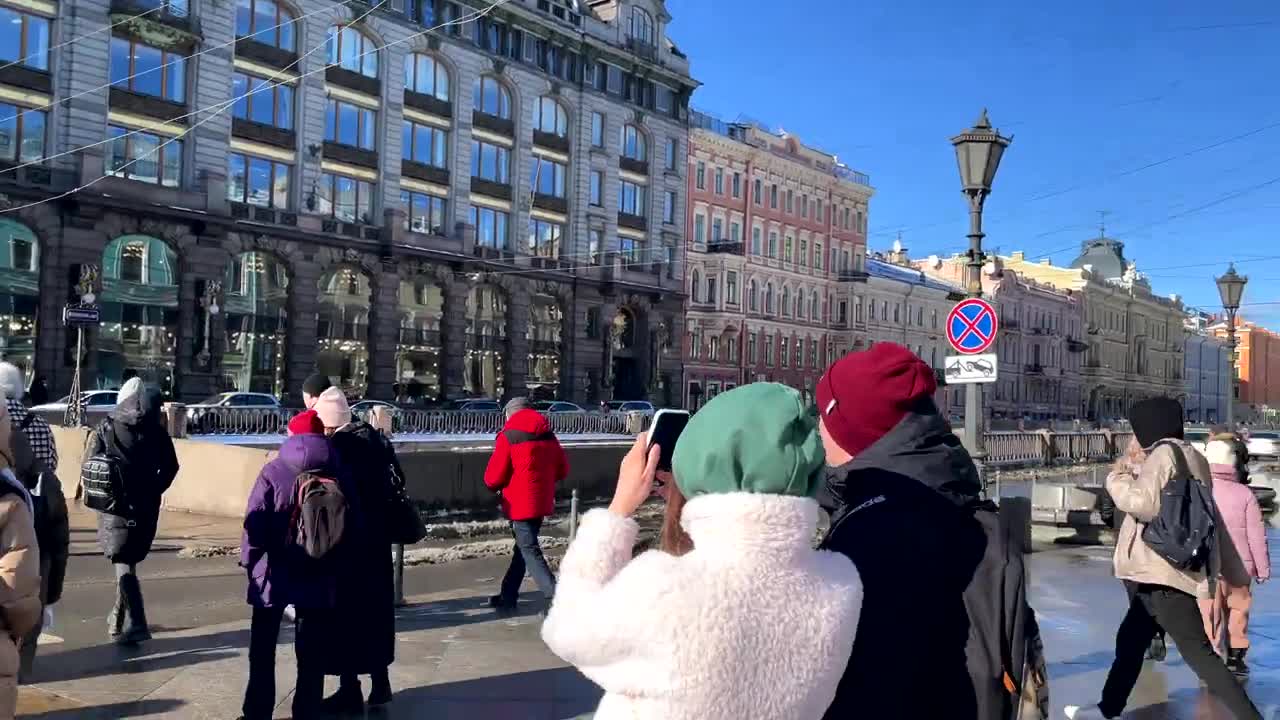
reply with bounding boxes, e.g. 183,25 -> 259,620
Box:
951,109 -> 1012,197
1216,263 -> 1248,311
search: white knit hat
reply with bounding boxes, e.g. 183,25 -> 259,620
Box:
313,386 -> 351,428
1204,438 -> 1238,467
0,362 -> 23,402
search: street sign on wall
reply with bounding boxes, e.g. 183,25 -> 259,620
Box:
943,353 -> 999,384
946,298 -> 999,355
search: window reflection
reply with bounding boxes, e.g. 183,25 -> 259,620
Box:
0,220 -> 39,376
526,293 -> 562,399
99,235 -> 179,396
223,251 -> 289,396
464,284 -> 506,399
316,265 -> 371,397
396,279 -> 443,404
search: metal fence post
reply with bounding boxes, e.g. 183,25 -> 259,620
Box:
569,489 -> 579,541
393,543 -> 406,607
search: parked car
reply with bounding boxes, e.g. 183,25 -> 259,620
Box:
351,399 -> 399,414
187,392 -> 285,433
31,390 -> 119,424
453,399 -> 502,412
534,401 -> 586,414
604,400 -> 656,415
1247,430 -> 1280,460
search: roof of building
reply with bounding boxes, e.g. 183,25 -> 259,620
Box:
867,258 -> 964,294
1069,237 -> 1128,280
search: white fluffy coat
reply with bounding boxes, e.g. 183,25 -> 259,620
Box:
542,492 -> 863,720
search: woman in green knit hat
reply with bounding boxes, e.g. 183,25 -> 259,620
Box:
542,383 -> 863,720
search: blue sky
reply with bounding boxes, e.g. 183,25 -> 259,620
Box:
667,0 -> 1280,323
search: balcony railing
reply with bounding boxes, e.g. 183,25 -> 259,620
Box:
707,240 -> 744,255
837,269 -> 869,282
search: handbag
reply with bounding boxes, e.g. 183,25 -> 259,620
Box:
384,450 -> 426,545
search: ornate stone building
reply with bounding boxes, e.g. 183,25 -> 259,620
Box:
0,0 -> 696,405
681,109 -> 872,407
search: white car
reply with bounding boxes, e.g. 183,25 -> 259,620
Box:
1247,431 -> 1280,460
31,390 -> 119,421
605,400 -> 657,415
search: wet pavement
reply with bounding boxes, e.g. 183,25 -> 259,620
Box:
18,534 -> 1280,718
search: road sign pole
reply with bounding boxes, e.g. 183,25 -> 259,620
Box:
945,298 -> 997,491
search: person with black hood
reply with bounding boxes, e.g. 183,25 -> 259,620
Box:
312,386 -> 399,712
1066,398 -> 1262,720
815,343 -> 1045,720
87,377 -> 179,645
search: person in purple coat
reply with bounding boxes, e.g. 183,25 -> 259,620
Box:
238,410 -> 340,720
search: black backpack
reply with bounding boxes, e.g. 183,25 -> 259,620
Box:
290,472 -> 347,559
80,424 -> 131,517
1141,441 -> 1216,572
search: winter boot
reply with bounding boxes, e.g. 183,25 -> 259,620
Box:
1227,648 -> 1251,677
367,667 -> 393,707
107,595 -> 125,639
320,678 -> 364,715
488,594 -> 517,611
1145,634 -> 1167,662
115,573 -> 151,646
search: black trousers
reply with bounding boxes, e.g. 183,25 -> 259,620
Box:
242,605 -> 285,720
1099,585 -> 1261,720
1123,580 -> 1165,643
293,608 -> 327,719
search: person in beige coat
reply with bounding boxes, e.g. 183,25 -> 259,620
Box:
0,398 -> 42,718
1066,398 -> 1262,720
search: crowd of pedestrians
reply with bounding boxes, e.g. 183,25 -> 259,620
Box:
0,333 -> 1274,719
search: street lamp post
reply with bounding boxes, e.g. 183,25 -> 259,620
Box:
951,109 -> 1012,469
1216,263 -> 1248,428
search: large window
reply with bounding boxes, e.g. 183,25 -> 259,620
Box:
751,227 -> 762,256
404,53 -> 449,100
110,37 -> 187,102
470,206 -> 509,249
236,0 -> 296,51
663,191 -> 676,224
664,138 -> 678,171
591,112 -> 605,147
629,7 -> 654,44
401,190 -> 447,235
227,153 -> 289,208
327,25 -> 378,78
317,172 -> 374,223
325,99 -> 377,150
618,236 -> 643,264
534,96 -> 568,137
589,170 -> 603,206
232,73 -> 294,129
99,235 -> 179,396
527,219 -> 562,258
0,7 -> 49,71
618,180 -> 646,216
470,140 -> 510,183
316,265 -> 372,396
473,75 -> 511,119
0,104 -> 45,163
0,221 -> 39,374
531,156 -> 566,197
223,251 -> 289,396
107,127 -> 181,186
620,124 -> 646,161
401,120 -> 447,167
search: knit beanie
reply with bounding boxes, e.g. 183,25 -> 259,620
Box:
816,343 -> 938,458
288,409 -> 325,436
313,387 -> 351,429
673,383 -> 825,499
302,373 -> 333,408
0,363 -> 23,402
1127,398 -> 1184,449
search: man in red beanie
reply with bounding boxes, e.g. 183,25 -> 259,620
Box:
815,342 -> 1044,720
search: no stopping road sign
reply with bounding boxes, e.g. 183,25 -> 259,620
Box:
946,298 -> 998,355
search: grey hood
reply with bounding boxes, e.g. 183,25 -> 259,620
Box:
112,377 -> 164,426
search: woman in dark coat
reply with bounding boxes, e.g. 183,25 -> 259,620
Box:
89,377 -> 179,645
313,387 -> 399,711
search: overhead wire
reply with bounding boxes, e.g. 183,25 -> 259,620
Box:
0,0 -> 513,214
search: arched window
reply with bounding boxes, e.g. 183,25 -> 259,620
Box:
765,283 -> 775,314
224,251 -> 289,396
0,220 -> 39,374
748,279 -> 758,312
620,124 -> 647,161
316,264 -> 373,396
326,24 -> 378,78
629,7 -> 654,45
396,278 -> 443,403
237,0 -> 296,51
781,287 -> 790,317
473,75 -> 511,119
534,96 -> 568,137
690,269 -> 701,303
796,290 -> 805,319
100,235 -> 179,396
466,283 -> 508,398
810,291 -> 819,320
404,53 -> 449,101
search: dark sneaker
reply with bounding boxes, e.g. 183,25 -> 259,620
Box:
1145,635 -> 1166,662
115,626 -> 152,646
319,686 -> 364,715
1227,649 -> 1251,677
488,595 -> 517,611
367,686 -> 393,707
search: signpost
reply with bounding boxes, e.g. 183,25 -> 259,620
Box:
946,298 -> 998,355
63,302 -> 99,427
943,353 -> 998,384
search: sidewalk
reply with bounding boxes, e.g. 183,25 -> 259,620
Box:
19,586 -> 600,719
68,503 -> 245,557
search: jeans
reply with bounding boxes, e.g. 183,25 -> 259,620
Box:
498,518 -> 556,603
1099,585 -> 1261,720
241,605 -> 286,720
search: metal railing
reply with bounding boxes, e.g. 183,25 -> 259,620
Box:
985,430 -> 1135,468
175,406 -> 651,438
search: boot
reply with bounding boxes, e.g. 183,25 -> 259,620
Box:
1145,634 -> 1166,662
115,573 -> 151,646
1227,648 -> 1251,676
367,667 -> 393,707
107,595 -> 125,639
319,678 -> 364,715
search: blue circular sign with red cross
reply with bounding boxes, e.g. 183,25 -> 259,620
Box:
946,298 -> 999,355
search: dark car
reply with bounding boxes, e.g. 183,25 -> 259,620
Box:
186,392 -> 285,434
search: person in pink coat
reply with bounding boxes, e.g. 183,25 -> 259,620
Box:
1202,437 -> 1270,676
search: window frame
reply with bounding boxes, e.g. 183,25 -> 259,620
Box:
526,217 -> 563,258
227,152 -> 291,208
401,119 -> 448,168
324,98 -> 377,150
110,36 -> 187,103
400,189 -> 448,236
469,205 -> 510,249
617,179 -> 647,216
232,72 -> 294,130
620,124 -> 647,161
662,190 -> 676,224
589,170 -> 603,206
470,139 -> 511,184
534,95 -> 569,137
236,0 -> 296,51
317,171 -> 375,222
0,102 -> 45,163
530,155 -> 567,198
404,52 -> 450,101
0,7 -> 50,71
473,75 -> 512,119
106,125 -> 182,187
327,24 -> 379,78
591,111 -> 605,147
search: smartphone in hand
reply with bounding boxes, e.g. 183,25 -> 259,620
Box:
648,409 -> 691,473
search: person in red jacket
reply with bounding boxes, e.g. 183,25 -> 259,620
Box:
484,397 -> 568,612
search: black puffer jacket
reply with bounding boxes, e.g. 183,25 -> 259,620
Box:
91,383 -> 179,565
819,406 -> 1028,720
